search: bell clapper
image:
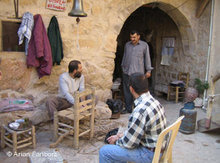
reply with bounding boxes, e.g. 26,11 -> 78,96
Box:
76,17 -> 80,24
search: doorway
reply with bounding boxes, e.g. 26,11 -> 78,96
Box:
113,3 -> 184,96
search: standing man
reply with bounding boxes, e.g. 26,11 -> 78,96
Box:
99,73 -> 167,163
46,60 -> 84,119
121,30 -> 153,114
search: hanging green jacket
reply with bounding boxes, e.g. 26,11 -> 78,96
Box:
47,16 -> 63,65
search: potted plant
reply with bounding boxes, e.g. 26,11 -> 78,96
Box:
194,78 -> 209,97
193,78 -> 209,108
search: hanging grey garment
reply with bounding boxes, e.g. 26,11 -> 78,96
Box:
17,12 -> 34,55
161,37 -> 175,65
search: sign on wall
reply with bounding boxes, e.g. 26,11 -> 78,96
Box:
46,0 -> 67,11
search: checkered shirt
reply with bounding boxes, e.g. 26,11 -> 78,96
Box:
116,92 -> 167,149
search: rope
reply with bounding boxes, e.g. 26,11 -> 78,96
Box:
76,23 -> 80,50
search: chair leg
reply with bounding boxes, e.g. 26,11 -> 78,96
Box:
12,131 -> 17,153
53,111 -> 58,141
89,112 -> 95,139
169,151 -> 173,163
74,113 -> 79,149
89,97 -> 95,139
167,86 -> 170,101
175,88 -> 179,103
1,126 -> 5,148
32,126 -> 36,149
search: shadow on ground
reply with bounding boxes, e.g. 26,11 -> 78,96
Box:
0,97 -> 220,163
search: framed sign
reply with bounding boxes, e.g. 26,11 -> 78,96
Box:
46,0 -> 67,11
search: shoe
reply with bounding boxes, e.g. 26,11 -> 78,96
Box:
111,112 -> 120,119
121,109 -> 132,114
121,109 -> 128,114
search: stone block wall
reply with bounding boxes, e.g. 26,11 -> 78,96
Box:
0,0 -> 211,104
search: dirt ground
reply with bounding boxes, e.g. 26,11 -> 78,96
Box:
0,97 -> 220,163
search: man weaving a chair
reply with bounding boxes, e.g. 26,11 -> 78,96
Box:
99,73 -> 167,163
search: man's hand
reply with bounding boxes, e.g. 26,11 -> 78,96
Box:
107,135 -> 119,144
145,72 -> 151,78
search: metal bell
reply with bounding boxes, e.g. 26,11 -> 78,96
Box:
68,0 -> 87,17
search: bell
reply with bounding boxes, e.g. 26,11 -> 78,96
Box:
68,0 -> 87,17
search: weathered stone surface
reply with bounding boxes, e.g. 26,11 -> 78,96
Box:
95,101 -> 112,120
0,58 -> 32,92
0,0 -> 216,107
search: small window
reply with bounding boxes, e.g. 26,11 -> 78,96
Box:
2,21 -> 25,52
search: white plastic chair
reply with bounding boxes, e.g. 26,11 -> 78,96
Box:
152,116 -> 184,163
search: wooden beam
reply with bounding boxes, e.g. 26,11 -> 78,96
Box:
213,73 -> 220,83
196,0 -> 210,18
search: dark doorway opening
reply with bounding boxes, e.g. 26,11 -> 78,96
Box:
113,4 -> 179,96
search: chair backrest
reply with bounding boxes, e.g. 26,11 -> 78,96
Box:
178,72 -> 190,88
73,88 -> 96,115
152,116 -> 184,163
73,88 -> 96,148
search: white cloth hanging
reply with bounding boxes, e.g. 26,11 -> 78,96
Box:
161,37 -> 175,66
17,12 -> 34,55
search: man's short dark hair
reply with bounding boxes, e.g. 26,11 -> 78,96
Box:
130,30 -> 140,35
68,60 -> 81,73
129,73 -> 149,94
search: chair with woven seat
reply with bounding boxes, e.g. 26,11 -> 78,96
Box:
152,116 -> 184,163
52,88 -> 96,149
167,72 -> 190,103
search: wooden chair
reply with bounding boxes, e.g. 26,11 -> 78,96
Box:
51,88 -> 96,149
152,116 -> 184,163
167,72 -> 190,103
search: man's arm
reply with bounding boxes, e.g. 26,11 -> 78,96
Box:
107,132 -> 124,144
59,75 -> 75,104
78,75 -> 85,92
144,44 -> 153,78
121,43 -> 128,68
78,75 -> 85,102
116,112 -> 146,149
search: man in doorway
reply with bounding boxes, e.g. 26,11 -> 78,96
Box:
99,73 -> 167,163
46,60 -> 84,119
121,30 -> 153,114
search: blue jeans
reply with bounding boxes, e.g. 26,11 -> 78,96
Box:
122,73 -> 133,112
99,144 -> 154,163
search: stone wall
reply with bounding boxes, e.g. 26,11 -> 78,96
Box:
0,0 -> 211,104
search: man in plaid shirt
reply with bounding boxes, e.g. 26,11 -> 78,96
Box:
99,73 -> 167,163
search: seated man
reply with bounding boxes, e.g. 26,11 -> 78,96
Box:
46,60 -> 84,119
99,73 -> 167,163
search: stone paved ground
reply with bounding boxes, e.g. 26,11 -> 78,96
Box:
0,97 -> 220,163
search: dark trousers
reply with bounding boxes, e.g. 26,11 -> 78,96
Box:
46,96 -> 73,119
122,73 -> 133,112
